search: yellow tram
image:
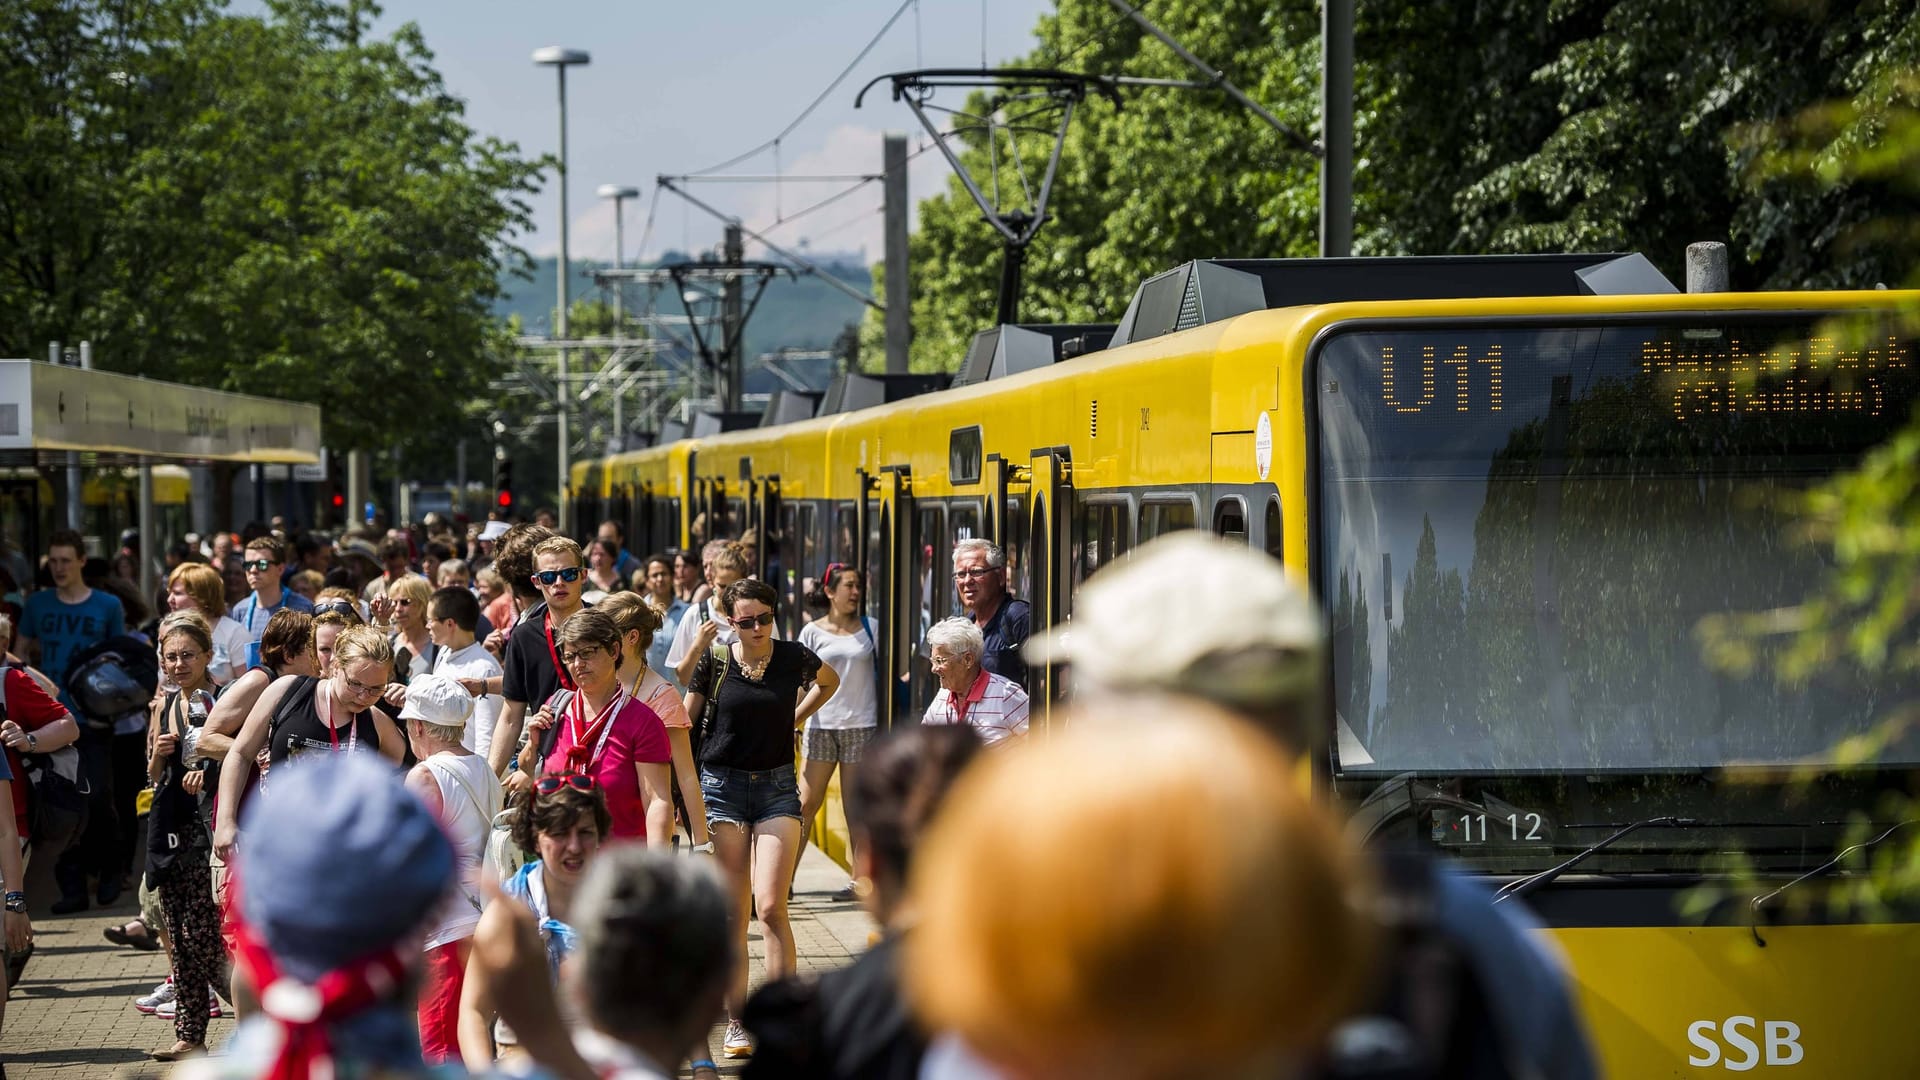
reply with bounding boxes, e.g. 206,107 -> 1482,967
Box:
574,255 -> 1920,1075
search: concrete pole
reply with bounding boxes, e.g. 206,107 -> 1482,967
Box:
67,342 -> 87,534
1686,242 -> 1730,293
883,133 -> 911,374
348,449 -> 370,529
137,458 -> 155,602
1319,0 -> 1355,258
722,224 -> 744,414
455,438 -> 468,516
555,66 -> 574,535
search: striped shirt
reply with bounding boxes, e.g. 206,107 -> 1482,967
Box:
922,668 -> 1029,747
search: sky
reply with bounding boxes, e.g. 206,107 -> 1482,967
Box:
360,0 -> 1057,265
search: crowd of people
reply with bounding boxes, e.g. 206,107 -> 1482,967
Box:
0,510 -> 1598,1080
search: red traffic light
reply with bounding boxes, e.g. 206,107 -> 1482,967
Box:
498,490 -> 513,508
331,491 -> 345,509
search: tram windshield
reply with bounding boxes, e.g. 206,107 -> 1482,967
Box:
1316,315 -> 1920,777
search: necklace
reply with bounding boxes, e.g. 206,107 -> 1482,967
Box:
739,647 -> 773,681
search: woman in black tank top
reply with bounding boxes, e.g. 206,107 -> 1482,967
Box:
211,625 -> 405,860
265,675 -> 387,767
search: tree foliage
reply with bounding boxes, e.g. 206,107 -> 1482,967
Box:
885,0 -> 1920,369
0,0 -> 543,452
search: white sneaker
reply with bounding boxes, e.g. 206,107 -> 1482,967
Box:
154,998 -> 223,1019
723,1019 -> 753,1058
134,979 -> 174,1014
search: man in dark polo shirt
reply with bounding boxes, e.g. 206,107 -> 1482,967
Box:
493,535 -> 590,793
952,538 -> 1030,689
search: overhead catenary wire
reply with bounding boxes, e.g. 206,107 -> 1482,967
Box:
684,0 -> 920,177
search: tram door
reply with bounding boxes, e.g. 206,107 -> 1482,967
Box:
1027,448 -> 1072,732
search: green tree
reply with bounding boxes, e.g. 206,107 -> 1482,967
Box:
0,0 -> 543,453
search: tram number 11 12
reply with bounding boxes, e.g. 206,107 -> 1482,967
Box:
1433,810 -> 1547,845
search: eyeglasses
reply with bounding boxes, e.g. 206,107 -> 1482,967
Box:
314,600 -> 357,618
243,559 -> 275,572
532,567 -> 584,586
929,652 -> 961,668
161,651 -> 203,665
392,598 -> 414,607
731,612 -> 776,631
953,567 -> 997,582
560,648 -> 611,666
340,673 -> 385,698
535,773 -> 596,795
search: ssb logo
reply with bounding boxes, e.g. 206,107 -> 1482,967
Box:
1687,1017 -> 1803,1070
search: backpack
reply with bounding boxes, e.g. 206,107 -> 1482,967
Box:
62,635 -> 160,730
0,664 -> 89,845
1308,850 -> 1518,1080
691,642 -> 730,762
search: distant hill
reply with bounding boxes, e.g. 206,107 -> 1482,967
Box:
497,253 -> 872,360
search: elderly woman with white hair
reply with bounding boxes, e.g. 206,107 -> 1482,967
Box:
921,617 -> 1029,747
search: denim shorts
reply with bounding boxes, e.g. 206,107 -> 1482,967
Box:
701,763 -> 802,827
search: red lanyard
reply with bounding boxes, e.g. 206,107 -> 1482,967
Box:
315,682 -> 359,753
543,612 -> 575,691
567,687 -> 627,772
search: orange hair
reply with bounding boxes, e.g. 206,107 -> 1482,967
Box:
905,707 -> 1375,1080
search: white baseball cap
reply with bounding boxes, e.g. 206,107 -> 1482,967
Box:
477,520 -> 511,542
398,673 -> 474,729
1025,532 -> 1323,710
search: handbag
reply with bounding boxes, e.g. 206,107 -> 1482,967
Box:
145,693 -> 208,883
0,665 -> 89,846
692,643 -> 730,762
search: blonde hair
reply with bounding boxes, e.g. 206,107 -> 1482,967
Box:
532,535 -> 584,567
905,709 -> 1374,1080
330,624 -> 394,676
168,562 -> 228,620
709,542 -> 749,579
386,574 -> 432,608
593,591 -> 663,654
157,610 -> 214,655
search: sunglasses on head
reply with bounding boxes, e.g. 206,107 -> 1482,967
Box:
532,567 -> 584,586
314,600 -> 357,618
243,558 -> 274,572
731,611 -> 776,631
535,773 -> 596,795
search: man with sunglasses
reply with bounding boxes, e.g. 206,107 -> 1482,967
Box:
493,536 -> 593,787
227,537 -> 313,666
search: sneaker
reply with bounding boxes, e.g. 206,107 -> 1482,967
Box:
134,979 -> 175,1015
722,1019 -> 753,1058
154,998 -> 223,1019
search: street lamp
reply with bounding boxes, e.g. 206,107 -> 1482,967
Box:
533,45 -> 590,534
597,184 -> 641,335
598,184 -> 640,454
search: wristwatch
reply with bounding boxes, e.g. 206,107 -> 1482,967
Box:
24,732 -> 35,751
4,892 -> 27,914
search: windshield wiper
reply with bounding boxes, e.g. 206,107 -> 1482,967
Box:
1746,819 -> 1917,946
1492,817 -> 1762,904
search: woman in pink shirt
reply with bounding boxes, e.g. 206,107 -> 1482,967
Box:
595,592 -> 712,852
519,609 -> 672,848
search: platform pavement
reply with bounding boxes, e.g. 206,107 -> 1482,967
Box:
0,844 -> 876,1079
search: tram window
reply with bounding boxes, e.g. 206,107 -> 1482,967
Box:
832,504 -> 857,563
916,505 -> 946,642
1139,499 -> 1196,541
949,502 -> 981,616
797,503 -> 819,594
778,502 -> 800,636
1030,497 -> 1049,629
866,505 -> 889,637
1213,498 -> 1248,543
1075,499 -> 1131,586
728,498 -> 745,539
1004,496 -> 1030,601
1263,496 -> 1283,562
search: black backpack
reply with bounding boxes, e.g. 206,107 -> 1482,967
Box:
61,634 -> 160,730
1309,850 -> 1519,1080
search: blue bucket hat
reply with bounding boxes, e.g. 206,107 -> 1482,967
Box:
238,752 -> 454,983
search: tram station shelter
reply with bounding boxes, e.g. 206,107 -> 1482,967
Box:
0,357 -> 322,599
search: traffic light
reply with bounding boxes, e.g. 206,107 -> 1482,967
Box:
494,457 -> 513,510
